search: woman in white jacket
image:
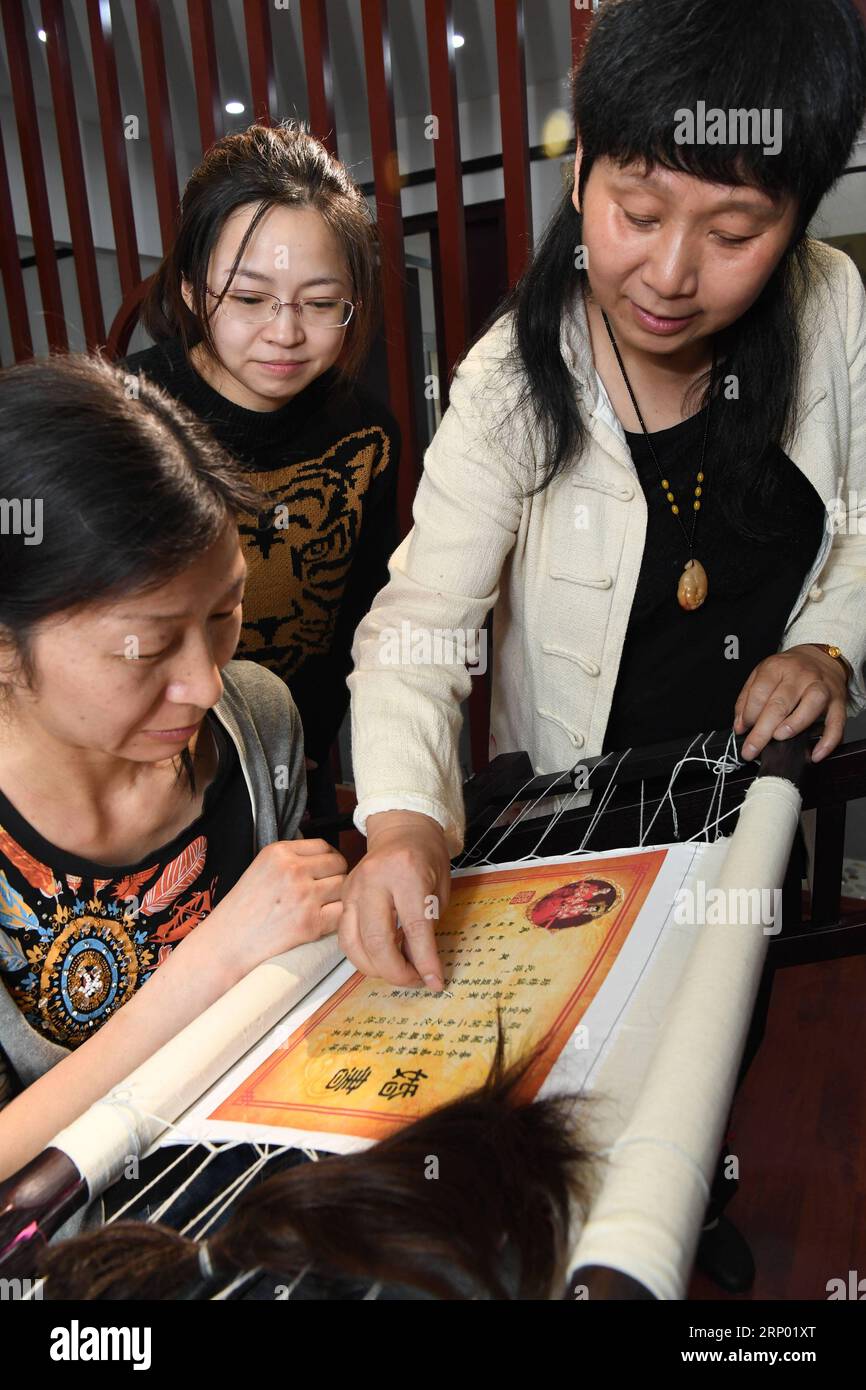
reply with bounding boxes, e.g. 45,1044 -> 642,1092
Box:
343,0 -> 866,995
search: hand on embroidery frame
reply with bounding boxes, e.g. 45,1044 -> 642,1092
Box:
733,646 -> 848,764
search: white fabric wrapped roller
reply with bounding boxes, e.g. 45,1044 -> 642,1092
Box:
47,935 -> 344,1198
567,774 -> 803,1299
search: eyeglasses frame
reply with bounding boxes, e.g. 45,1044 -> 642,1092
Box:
205,287 -> 359,328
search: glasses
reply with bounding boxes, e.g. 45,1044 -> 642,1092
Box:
206,288 -> 357,328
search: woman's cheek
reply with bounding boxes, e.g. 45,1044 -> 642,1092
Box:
705,247 -> 777,322
218,614 -> 244,664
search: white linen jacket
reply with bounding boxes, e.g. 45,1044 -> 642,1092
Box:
348,241 -> 866,855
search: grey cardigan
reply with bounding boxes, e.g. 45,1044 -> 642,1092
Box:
0,657 -> 306,1132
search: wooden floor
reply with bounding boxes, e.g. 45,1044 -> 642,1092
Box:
688,933 -> 866,1300
333,787 -> 865,1301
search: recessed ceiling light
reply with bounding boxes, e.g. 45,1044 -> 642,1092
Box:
225,101 -> 245,115
453,33 -> 465,49
37,28 -> 47,41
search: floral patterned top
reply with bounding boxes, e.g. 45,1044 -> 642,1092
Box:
0,714 -> 253,1049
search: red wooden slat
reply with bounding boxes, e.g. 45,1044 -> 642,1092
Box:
187,0 -> 224,155
569,0 -> 594,227
134,0 -> 180,253
300,0 -> 337,155
425,1 -> 486,771
86,0 -> 141,300
0,0 -> 68,351
360,0 -> 419,538
424,0 -> 470,394
41,0 -> 105,348
243,0 -> 277,128
493,0 -> 532,285
106,275 -> 151,360
570,0 -> 594,70
0,119 -> 32,361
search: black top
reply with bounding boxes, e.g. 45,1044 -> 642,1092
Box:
602,405 -> 825,754
121,338 -> 401,765
0,713 -> 254,1049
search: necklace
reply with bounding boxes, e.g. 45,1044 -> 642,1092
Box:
601,310 -> 717,612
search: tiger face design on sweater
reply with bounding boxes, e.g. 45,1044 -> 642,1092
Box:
235,425 -> 392,680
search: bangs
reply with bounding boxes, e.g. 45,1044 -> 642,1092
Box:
574,0 -> 866,227
595,139 -> 792,210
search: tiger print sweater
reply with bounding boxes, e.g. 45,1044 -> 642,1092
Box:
122,337 -> 400,766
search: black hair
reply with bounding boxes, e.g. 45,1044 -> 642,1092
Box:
0,351 -> 265,794
468,0 -> 866,541
35,1034 -> 596,1301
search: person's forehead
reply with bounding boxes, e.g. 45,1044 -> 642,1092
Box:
89,537 -> 247,627
213,203 -> 342,262
609,160 -> 777,208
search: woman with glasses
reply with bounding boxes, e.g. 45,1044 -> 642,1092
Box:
123,121 -> 400,826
